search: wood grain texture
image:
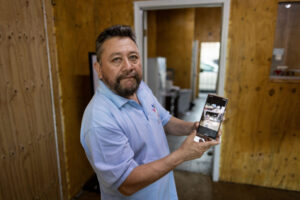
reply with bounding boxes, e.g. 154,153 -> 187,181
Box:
155,8 -> 195,89
44,0 -> 68,198
147,11 -> 157,58
53,0 -> 138,198
53,1 -> 97,198
219,0 -> 300,191
194,7 -> 222,97
194,7 -> 222,44
52,0 -> 300,197
0,0 -> 60,199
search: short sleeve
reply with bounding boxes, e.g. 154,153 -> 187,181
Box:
156,101 -> 171,126
83,119 -> 138,190
151,94 -> 171,126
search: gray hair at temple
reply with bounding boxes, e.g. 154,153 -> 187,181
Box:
95,25 -> 137,65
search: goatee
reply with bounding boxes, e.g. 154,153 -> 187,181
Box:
102,71 -> 142,98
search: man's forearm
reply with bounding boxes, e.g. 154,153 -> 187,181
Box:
118,149 -> 184,196
118,131 -> 219,196
164,116 -> 195,136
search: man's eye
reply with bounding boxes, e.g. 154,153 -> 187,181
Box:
129,55 -> 138,61
112,57 -> 122,63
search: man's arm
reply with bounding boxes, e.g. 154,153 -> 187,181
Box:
164,116 -> 197,136
118,130 -> 220,196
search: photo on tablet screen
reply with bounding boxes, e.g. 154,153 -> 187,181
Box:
197,94 -> 228,139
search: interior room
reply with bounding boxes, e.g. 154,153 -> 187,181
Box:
146,6 -> 223,176
1,0 -> 300,199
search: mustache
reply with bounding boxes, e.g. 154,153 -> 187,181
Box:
116,71 -> 139,83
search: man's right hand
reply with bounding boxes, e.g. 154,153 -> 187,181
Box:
176,130 -> 220,162
118,130 -> 221,196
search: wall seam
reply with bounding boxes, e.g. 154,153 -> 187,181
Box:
41,0 -> 63,199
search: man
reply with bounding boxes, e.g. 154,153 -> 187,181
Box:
80,25 -> 220,200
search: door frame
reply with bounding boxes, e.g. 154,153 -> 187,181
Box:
134,0 -> 231,182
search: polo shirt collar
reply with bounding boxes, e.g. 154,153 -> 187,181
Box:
97,80 -> 142,109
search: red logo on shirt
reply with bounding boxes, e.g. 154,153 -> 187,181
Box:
151,104 -> 157,113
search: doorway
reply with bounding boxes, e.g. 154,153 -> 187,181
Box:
134,0 -> 230,181
199,42 -> 220,93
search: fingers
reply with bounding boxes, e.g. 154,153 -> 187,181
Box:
214,130 -> 222,142
189,130 -> 198,142
218,130 -> 222,137
192,135 -> 220,146
191,129 -> 197,135
182,130 -> 220,161
205,134 -> 221,145
190,128 -> 221,146
211,138 -> 221,145
205,138 -> 220,145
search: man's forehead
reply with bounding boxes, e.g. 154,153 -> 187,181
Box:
102,37 -> 138,51
110,51 -> 139,56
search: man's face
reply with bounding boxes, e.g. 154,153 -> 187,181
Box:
95,37 -> 142,98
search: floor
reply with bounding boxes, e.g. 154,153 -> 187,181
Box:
75,93 -> 300,200
75,170 -> 300,200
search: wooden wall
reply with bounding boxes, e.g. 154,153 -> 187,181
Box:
147,11 -> 157,58
0,0 -> 61,199
220,0 -> 300,191
52,0 -> 138,198
194,7 -> 222,44
51,0 -> 300,197
194,7 -> 222,97
149,8 -> 195,89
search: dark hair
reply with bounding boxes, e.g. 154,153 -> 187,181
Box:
95,25 -> 137,63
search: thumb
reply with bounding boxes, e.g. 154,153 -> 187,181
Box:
188,130 -> 197,139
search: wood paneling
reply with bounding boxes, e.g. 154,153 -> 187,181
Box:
194,7 -> 222,43
44,0 -> 68,198
53,0 -> 137,198
0,0 -> 60,199
51,0 -> 300,196
53,1 -> 97,198
147,11 -> 157,58
155,8 -> 195,89
194,7 -> 222,97
220,0 -> 300,191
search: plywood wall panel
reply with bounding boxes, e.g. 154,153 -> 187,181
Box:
52,0 -> 300,196
53,0 -> 138,198
0,0 -> 60,199
54,1 -> 101,197
220,0 -> 300,191
194,7 -> 222,42
44,0 -> 69,198
194,7 -> 222,97
155,8 -> 195,89
147,11 -> 157,58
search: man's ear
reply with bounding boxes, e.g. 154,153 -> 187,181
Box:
94,61 -> 102,79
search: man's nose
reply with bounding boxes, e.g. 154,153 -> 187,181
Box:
122,58 -> 134,70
